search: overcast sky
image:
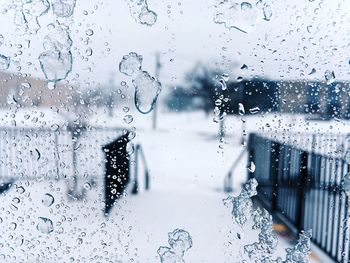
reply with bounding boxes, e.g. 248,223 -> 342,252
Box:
0,0 -> 350,89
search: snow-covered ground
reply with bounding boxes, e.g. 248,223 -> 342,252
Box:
0,108 -> 342,262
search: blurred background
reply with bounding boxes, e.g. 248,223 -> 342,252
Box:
0,0 -> 349,262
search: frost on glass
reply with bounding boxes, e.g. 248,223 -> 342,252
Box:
133,71 -> 162,114
38,22 -> 73,84
22,0 -> 50,34
284,231 -> 312,263
213,0 -> 272,33
119,52 -> 143,78
158,229 -> 193,263
0,54 -> 10,70
126,0 -> 158,26
0,0 -> 49,35
225,179 -> 312,262
119,52 -> 162,114
0,0 -> 77,83
51,0 -> 77,17
224,177 -> 257,225
244,207 -> 278,261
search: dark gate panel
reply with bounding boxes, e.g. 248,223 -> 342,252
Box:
103,133 -> 130,215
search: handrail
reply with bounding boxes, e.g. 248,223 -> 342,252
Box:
223,148 -> 246,193
131,144 -> 150,194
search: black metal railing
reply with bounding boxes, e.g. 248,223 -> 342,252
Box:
223,148 -> 246,192
248,133 -> 350,262
0,126 -> 151,216
131,144 -> 150,194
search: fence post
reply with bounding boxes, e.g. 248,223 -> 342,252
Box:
145,170 -> 150,190
270,142 -> 280,211
247,133 -> 255,180
296,151 -> 308,230
341,195 -> 349,263
132,144 -> 139,194
341,163 -> 350,263
54,132 -> 60,180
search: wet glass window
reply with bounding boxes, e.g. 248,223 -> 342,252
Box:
0,0 -> 348,262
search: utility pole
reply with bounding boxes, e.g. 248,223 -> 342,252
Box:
153,52 -> 161,130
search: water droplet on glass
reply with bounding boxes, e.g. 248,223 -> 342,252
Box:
215,99 -> 222,106
214,106 -> 220,116
240,64 -> 248,70
83,182 -> 92,191
262,4 -> 272,21
0,34 -> 4,47
221,73 -> 230,82
15,235 -> 24,246
85,29 -> 94,36
238,103 -> 245,115
16,186 -> 25,194
12,197 -> 20,204
85,47 -> 93,56
128,131 -> 136,140
7,94 -> 17,105
21,82 -> 31,89
249,107 -> 260,114
10,222 -> 17,230
123,115 -> 133,124
42,193 -> 55,207
47,82 -> 56,90
324,70 -> 335,85
308,68 -> 316,75
125,141 -> 134,154
219,78 -> 227,90
30,148 -> 41,161
241,2 -> 252,10
247,161 -> 256,172
37,217 -> 54,234
51,124 -> 59,131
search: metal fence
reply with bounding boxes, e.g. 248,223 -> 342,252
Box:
0,127 -> 124,180
248,132 -> 350,262
0,126 -> 149,198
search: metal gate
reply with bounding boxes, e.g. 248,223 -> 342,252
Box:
248,133 -> 350,262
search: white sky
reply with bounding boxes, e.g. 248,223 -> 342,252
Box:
0,0 -> 350,89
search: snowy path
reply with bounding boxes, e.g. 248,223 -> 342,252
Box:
0,111 -> 334,262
